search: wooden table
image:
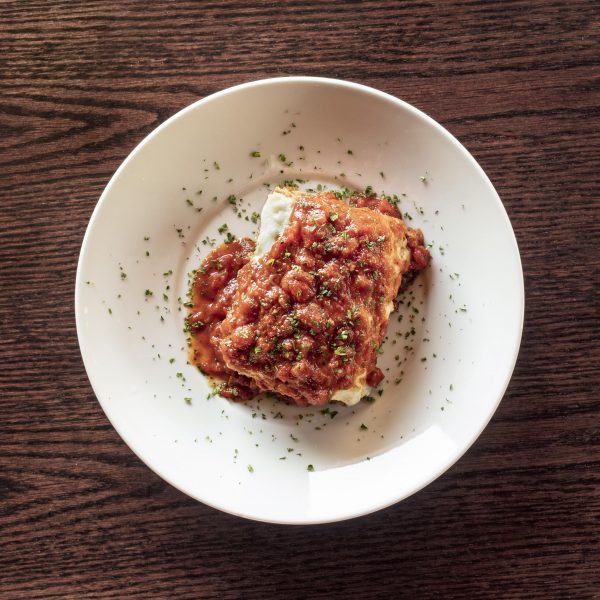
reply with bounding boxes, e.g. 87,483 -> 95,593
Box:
1,1 -> 598,597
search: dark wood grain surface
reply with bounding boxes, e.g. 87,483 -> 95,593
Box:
1,1 -> 599,598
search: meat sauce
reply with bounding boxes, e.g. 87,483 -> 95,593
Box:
187,190 -> 430,407
186,238 -> 258,400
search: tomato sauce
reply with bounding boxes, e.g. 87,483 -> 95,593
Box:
186,238 -> 258,400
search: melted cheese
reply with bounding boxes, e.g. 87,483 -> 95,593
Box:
331,369 -> 367,405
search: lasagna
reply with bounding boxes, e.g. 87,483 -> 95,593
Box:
186,187 -> 430,407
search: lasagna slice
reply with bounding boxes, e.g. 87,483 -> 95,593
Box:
215,187 -> 429,406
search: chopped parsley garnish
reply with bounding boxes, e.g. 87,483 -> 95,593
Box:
278,153 -> 287,162
183,320 -> 204,332
251,211 -> 260,224
144,289 -> 153,296
247,464 -> 254,473
329,212 -> 338,222
307,464 -> 314,472
320,407 -> 338,419
218,223 -> 228,234
318,285 -> 332,298
360,423 -> 368,431
250,151 -> 261,157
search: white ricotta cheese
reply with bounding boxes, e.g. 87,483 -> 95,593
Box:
254,190 -> 293,258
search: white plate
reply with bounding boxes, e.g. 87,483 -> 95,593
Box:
75,77 -> 524,524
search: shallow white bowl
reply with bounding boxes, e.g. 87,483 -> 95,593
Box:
75,77 -> 524,524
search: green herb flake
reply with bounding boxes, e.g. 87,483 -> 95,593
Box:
250,151 -> 261,157
247,464 -> 254,473
307,464 -> 314,472
360,423 -> 368,431
144,289 -> 153,297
